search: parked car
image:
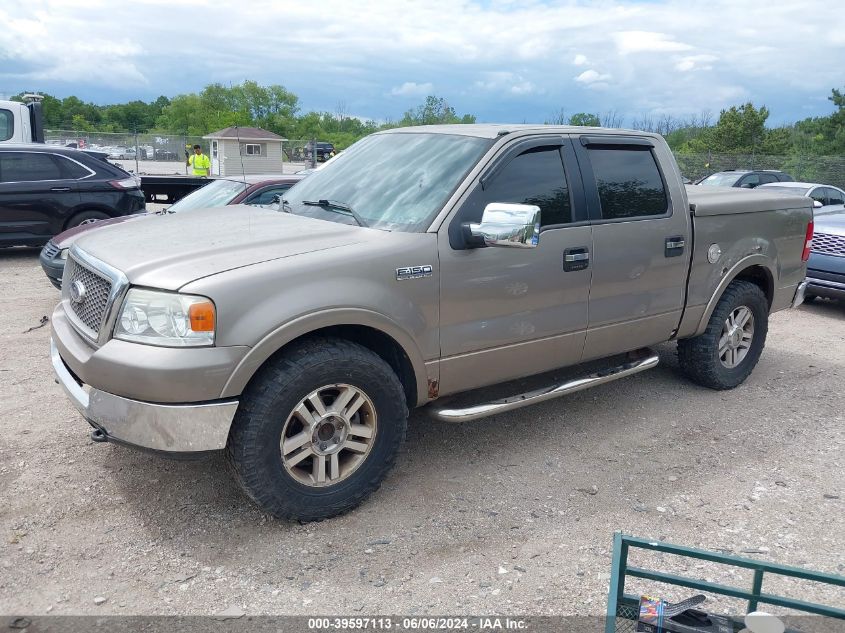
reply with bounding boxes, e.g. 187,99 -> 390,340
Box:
304,141 -> 336,162
804,209 -> 845,302
39,174 -> 304,288
0,144 -> 144,248
107,147 -> 137,160
697,170 -> 793,188
49,125 -> 814,522
758,181 -> 845,216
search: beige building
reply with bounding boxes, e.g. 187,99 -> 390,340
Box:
203,127 -> 285,176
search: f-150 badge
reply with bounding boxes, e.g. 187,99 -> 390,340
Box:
396,265 -> 433,280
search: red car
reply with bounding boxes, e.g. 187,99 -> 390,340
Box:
39,174 -> 304,288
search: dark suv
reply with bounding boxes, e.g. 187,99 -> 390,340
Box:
0,144 -> 145,247
697,169 -> 793,189
305,141 -> 336,162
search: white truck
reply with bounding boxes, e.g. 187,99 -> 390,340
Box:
0,95 -> 45,144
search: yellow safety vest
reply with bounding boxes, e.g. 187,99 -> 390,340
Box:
189,153 -> 211,176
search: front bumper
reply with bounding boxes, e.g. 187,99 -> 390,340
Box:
39,250 -> 64,289
807,275 -> 845,300
51,338 -> 238,452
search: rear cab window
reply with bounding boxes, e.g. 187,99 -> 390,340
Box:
585,146 -> 668,220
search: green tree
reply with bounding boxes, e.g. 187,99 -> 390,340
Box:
568,112 -> 600,127
399,96 -> 476,126
681,103 -> 770,154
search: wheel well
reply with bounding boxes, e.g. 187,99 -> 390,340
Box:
733,265 -> 773,307
64,208 -> 110,231
265,325 -> 418,407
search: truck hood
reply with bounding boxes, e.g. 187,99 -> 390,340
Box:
73,205 -> 368,290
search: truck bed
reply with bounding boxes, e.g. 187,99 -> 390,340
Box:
686,185 -> 813,215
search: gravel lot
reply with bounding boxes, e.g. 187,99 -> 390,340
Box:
0,247 -> 842,618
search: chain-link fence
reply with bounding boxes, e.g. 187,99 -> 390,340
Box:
674,152 -> 845,189
44,130 -> 317,175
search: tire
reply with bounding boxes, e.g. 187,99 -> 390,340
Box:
65,210 -> 109,230
225,337 -> 408,521
677,280 -> 769,390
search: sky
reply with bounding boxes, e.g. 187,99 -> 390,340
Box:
1,0 -> 844,127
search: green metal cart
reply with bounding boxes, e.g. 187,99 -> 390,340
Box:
606,533 -> 845,632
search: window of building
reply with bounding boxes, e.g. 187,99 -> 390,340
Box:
587,147 -> 668,220
242,143 -> 262,156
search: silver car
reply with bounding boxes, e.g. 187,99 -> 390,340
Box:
759,181 -> 845,216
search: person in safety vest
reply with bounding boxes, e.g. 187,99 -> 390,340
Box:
186,144 -> 211,176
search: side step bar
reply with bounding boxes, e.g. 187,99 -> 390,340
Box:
428,348 -> 660,423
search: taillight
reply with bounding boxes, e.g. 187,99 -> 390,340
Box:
109,175 -> 141,189
802,221 -> 814,261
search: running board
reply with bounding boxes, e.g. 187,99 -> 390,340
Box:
428,349 -> 660,423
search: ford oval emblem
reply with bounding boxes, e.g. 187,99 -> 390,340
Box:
70,280 -> 87,304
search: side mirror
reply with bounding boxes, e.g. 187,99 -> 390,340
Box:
462,203 -> 541,249
813,200 -> 823,209
739,183 -> 754,189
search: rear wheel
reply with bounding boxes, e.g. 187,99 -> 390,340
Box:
65,210 -> 109,230
677,280 -> 769,390
225,337 -> 408,521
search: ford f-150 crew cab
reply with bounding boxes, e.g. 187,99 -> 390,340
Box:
50,125 -> 814,521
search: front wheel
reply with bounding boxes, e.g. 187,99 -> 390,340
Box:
225,337 -> 408,521
677,280 -> 769,390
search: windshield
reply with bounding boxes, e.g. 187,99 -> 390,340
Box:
168,179 -> 247,212
758,185 -> 810,197
284,132 -> 493,231
699,173 -> 741,187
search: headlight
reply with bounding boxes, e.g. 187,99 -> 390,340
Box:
59,249 -> 69,260
114,289 -> 215,347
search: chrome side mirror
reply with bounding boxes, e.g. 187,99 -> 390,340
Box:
813,200 -> 823,209
463,203 -> 541,249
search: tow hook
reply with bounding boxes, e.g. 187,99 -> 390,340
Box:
90,428 -> 107,443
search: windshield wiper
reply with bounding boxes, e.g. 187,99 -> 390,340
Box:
301,199 -> 368,227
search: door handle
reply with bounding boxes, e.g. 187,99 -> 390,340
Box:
665,236 -> 685,257
50,187 -> 72,192
563,247 -> 590,272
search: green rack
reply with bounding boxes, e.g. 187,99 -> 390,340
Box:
606,532 -> 845,633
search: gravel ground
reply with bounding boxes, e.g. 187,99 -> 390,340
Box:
0,247 -> 842,618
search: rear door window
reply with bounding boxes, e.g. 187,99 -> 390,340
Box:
586,147 -> 668,220
56,156 -> 93,179
757,173 -> 779,185
827,188 -> 845,206
0,152 -> 63,182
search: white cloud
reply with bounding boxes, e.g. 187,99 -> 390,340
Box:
0,0 -> 842,126
675,54 -> 718,72
474,72 -> 541,96
613,31 -> 694,55
390,82 -> 434,97
575,69 -> 612,84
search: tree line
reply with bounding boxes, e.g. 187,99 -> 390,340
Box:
11,81 -> 844,156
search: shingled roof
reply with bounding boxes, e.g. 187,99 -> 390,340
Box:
203,127 -> 285,141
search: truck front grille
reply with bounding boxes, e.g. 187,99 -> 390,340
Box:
63,256 -> 113,334
813,232 -> 845,257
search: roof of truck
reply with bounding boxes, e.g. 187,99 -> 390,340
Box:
379,124 -> 657,139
